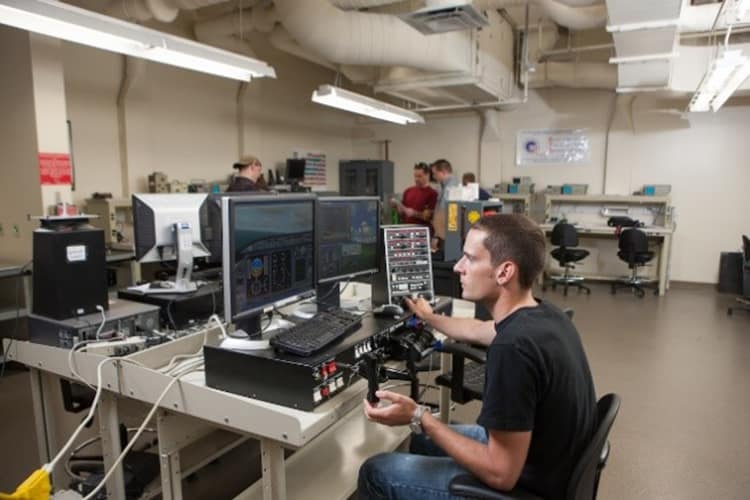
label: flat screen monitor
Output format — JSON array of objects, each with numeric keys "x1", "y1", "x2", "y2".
[
  {"x1": 132, "y1": 193, "x2": 210, "y2": 263},
  {"x1": 202, "y1": 192, "x2": 267, "y2": 265},
  {"x1": 132, "y1": 193, "x2": 210, "y2": 294},
  {"x1": 286, "y1": 159, "x2": 306, "y2": 182},
  {"x1": 316, "y1": 196, "x2": 380, "y2": 285},
  {"x1": 222, "y1": 194, "x2": 316, "y2": 327}
]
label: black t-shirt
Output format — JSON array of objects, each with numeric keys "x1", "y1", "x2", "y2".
[
  {"x1": 226, "y1": 176, "x2": 262, "y2": 192},
  {"x1": 477, "y1": 300, "x2": 596, "y2": 500}
]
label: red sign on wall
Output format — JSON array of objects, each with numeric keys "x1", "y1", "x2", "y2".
[{"x1": 39, "y1": 153, "x2": 72, "y2": 185}]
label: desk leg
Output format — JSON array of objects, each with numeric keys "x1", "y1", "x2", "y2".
[
  {"x1": 658, "y1": 235, "x2": 671, "y2": 296},
  {"x1": 99, "y1": 392, "x2": 127, "y2": 500},
  {"x1": 22, "y1": 273, "x2": 32, "y2": 313},
  {"x1": 130, "y1": 260, "x2": 142, "y2": 286},
  {"x1": 260, "y1": 438, "x2": 286, "y2": 500},
  {"x1": 439, "y1": 352, "x2": 451, "y2": 423},
  {"x1": 29, "y1": 368, "x2": 52, "y2": 465},
  {"x1": 157, "y1": 411, "x2": 184, "y2": 500},
  {"x1": 30, "y1": 370, "x2": 66, "y2": 486}
]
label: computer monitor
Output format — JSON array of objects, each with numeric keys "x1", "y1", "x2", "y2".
[
  {"x1": 286, "y1": 159, "x2": 306, "y2": 182},
  {"x1": 315, "y1": 196, "x2": 380, "y2": 310},
  {"x1": 222, "y1": 194, "x2": 316, "y2": 335},
  {"x1": 202, "y1": 192, "x2": 267, "y2": 265},
  {"x1": 132, "y1": 193, "x2": 210, "y2": 293}
]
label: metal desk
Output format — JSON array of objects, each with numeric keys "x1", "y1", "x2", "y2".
[{"x1": 3, "y1": 323, "x2": 415, "y2": 500}]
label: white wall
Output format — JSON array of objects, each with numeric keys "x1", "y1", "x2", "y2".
[
  {"x1": 353, "y1": 88, "x2": 750, "y2": 284},
  {"x1": 62, "y1": 41, "x2": 357, "y2": 203},
  {"x1": 0, "y1": 27, "x2": 44, "y2": 261}
]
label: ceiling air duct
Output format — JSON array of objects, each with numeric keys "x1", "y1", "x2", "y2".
[{"x1": 399, "y1": 1, "x2": 489, "y2": 35}]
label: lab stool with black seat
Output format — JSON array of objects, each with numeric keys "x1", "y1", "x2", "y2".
[
  {"x1": 544, "y1": 222, "x2": 591, "y2": 296},
  {"x1": 611, "y1": 228, "x2": 657, "y2": 298}
]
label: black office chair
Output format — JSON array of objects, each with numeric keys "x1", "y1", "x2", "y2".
[
  {"x1": 544, "y1": 223, "x2": 591, "y2": 296},
  {"x1": 448, "y1": 393, "x2": 621, "y2": 500},
  {"x1": 728, "y1": 235, "x2": 750, "y2": 316},
  {"x1": 611, "y1": 228, "x2": 657, "y2": 298},
  {"x1": 435, "y1": 309, "x2": 574, "y2": 406}
]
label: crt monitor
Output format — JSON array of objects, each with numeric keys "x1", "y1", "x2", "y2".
[
  {"x1": 222, "y1": 194, "x2": 316, "y2": 334},
  {"x1": 315, "y1": 196, "x2": 380, "y2": 310},
  {"x1": 286, "y1": 159, "x2": 306, "y2": 182},
  {"x1": 132, "y1": 193, "x2": 210, "y2": 293}
]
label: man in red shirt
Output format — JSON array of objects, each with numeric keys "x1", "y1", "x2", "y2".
[{"x1": 391, "y1": 162, "x2": 438, "y2": 229}]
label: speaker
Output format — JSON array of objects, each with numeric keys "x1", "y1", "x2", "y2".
[{"x1": 33, "y1": 226, "x2": 108, "y2": 320}]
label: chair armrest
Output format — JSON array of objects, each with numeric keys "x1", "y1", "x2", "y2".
[
  {"x1": 599, "y1": 440, "x2": 610, "y2": 468},
  {"x1": 449, "y1": 474, "x2": 543, "y2": 500},
  {"x1": 438, "y1": 342, "x2": 487, "y2": 364}
]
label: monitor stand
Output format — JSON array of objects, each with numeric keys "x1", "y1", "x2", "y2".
[
  {"x1": 140, "y1": 222, "x2": 198, "y2": 295},
  {"x1": 221, "y1": 314, "x2": 270, "y2": 350},
  {"x1": 315, "y1": 281, "x2": 340, "y2": 312}
]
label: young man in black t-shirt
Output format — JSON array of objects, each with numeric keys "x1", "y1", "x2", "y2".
[{"x1": 358, "y1": 214, "x2": 597, "y2": 500}]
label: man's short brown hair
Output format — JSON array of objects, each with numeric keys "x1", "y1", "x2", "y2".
[
  {"x1": 414, "y1": 162, "x2": 430, "y2": 175},
  {"x1": 431, "y1": 159, "x2": 452, "y2": 173},
  {"x1": 472, "y1": 214, "x2": 546, "y2": 290}
]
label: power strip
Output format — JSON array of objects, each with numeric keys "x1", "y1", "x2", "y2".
[{"x1": 84, "y1": 336, "x2": 147, "y2": 357}]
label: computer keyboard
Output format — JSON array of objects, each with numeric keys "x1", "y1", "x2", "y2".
[{"x1": 270, "y1": 309, "x2": 363, "y2": 357}]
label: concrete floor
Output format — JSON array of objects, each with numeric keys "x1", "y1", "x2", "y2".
[{"x1": 1, "y1": 283, "x2": 749, "y2": 499}]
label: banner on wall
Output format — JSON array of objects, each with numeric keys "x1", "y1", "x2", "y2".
[
  {"x1": 38, "y1": 153, "x2": 72, "y2": 185},
  {"x1": 516, "y1": 129, "x2": 590, "y2": 166},
  {"x1": 291, "y1": 149, "x2": 327, "y2": 186}
]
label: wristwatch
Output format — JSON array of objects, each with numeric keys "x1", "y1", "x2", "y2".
[{"x1": 409, "y1": 405, "x2": 429, "y2": 434}]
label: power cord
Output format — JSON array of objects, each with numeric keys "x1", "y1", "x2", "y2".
[
  {"x1": 80, "y1": 369, "x2": 191, "y2": 500},
  {"x1": 94, "y1": 305, "x2": 107, "y2": 340}
]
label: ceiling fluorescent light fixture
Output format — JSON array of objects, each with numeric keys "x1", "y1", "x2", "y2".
[
  {"x1": 0, "y1": 0, "x2": 276, "y2": 81},
  {"x1": 312, "y1": 85, "x2": 425, "y2": 125},
  {"x1": 729, "y1": 0, "x2": 750, "y2": 22},
  {"x1": 688, "y1": 49, "x2": 750, "y2": 112}
]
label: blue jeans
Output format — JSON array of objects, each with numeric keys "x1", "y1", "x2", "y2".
[{"x1": 358, "y1": 424, "x2": 488, "y2": 500}]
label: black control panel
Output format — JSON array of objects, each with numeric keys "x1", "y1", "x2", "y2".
[
  {"x1": 204, "y1": 297, "x2": 452, "y2": 411},
  {"x1": 372, "y1": 225, "x2": 435, "y2": 307}
]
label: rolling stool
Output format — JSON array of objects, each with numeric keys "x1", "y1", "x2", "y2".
[
  {"x1": 611, "y1": 228, "x2": 657, "y2": 298},
  {"x1": 544, "y1": 222, "x2": 591, "y2": 296}
]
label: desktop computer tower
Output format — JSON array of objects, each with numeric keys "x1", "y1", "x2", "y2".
[{"x1": 33, "y1": 226, "x2": 108, "y2": 320}]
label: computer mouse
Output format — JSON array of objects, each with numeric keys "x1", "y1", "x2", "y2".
[{"x1": 373, "y1": 303, "x2": 404, "y2": 316}]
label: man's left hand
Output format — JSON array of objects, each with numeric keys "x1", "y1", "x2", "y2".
[{"x1": 364, "y1": 390, "x2": 417, "y2": 427}]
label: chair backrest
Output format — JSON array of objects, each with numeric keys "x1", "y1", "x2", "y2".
[
  {"x1": 743, "y1": 235, "x2": 750, "y2": 264},
  {"x1": 618, "y1": 228, "x2": 648, "y2": 253},
  {"x1": 552, "y1": 222, "x2": 579, "y2": 247},
  {"x1": 565, "y1": 393, "x2": 621, "y2": 500}
]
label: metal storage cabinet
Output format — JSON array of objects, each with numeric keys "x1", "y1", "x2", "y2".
[{"x1": 339, "y1": 160, "x2": 394, "y2": 205}]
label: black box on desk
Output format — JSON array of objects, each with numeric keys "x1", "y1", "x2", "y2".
[
  {"x1": 29, "y1": 299, "x2": 160, "y2": 348},
  {"x1": 204, "y1": 297, "x2": 453, "y2": 411},
  {"x1": 118, "y1": 281, "x2": 222, "y2": 329},
  {"x1": 33, "y1": 226, "x2": 108, "y2": 319}
]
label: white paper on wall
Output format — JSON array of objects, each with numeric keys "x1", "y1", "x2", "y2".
[{"x1": 516, "y1": 129, "x2": 590, "y2": 166}]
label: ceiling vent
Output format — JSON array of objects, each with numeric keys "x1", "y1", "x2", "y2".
[{"x1": 399, "y1": 1, "x2": 489, "y2": 35}]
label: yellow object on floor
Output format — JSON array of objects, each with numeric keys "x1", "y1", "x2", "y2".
[{"x1": 0, "y1": 469, "x2": 51, "y2": 500}]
